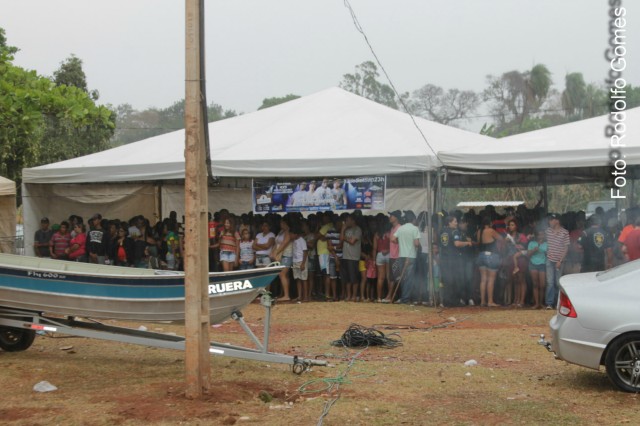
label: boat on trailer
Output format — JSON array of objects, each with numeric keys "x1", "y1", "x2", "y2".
[
  {"x1": 0, "y1": 253, "x2": 326, "y2": 372},
  {"x1": 0, "y1": 253, "x2": 281, "y2": 324}
]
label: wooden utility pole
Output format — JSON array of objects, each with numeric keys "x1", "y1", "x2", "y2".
[{"x1": 184, "y1": 0, "x2": 210, "y2": 398}]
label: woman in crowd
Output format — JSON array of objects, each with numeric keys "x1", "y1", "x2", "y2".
[
  {"x1": 217, "y1": 217, "x2": 240, "y2": 272},
  {"x1": 271, "y1": 216, "x2": 293, "y2": 301},
  {"x1": 527, "y1": 229, "x2": 548, "y2": 309},
  {"x1": 66, "y1": 223, "x2": 87, "y2": 262},
  {"x1": 253, "y1": 221, "x2": 275, "y2": 268},
  {"x1": 504, "y1": 219, "x2": 529, "y2": 307},
  {"x1": 373, "y1": 214, "x2": 390, "y2": 302},
  {"x1": 476, "y1": 216, "x2": 503, "y2": 307},
  {"x1": 113, "y1": 226, "x2": 133, "y2": 267}
]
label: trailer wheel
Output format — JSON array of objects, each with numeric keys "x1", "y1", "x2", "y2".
[
  {"x1": 292, "y1": 362, "x2": 306, "y2": 375},
  {"x1": 0, "y1": 326, "x2": 36, "y2": 352}
]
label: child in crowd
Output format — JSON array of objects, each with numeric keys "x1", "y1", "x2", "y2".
[
  {"x1": 302, "y1": 220, "x2": 318, "y2": 297},
  {"x1": 527, "y1": 229, "x2": 548, "y2": 309},
  {"x1": 291, "y1": 226, "x2": 309, "y2": 303},
  {"x1": 164, "y1": 221, "x2": 180, "y2": 271},
  {"x1": 239, "y1": 229, "x2": 256, "y2": 270}
]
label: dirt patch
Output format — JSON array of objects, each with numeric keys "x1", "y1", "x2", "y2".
[
  {"x1": 0, "y1": 407, "x2": 60, "y2": 423},
  {"x1": 1, "y1": 303, "x2": 639, "y2": 425}
]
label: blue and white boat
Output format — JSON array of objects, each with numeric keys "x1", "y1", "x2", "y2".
[{"x1": 0, "y1": 253, "x2": 282, "y2": 324}]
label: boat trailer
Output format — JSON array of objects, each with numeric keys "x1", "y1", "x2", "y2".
[{"x1": 0, "y1": 294, "x2": 326, "y2": 374}]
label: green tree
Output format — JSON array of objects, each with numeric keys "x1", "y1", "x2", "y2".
[
  {"x1": 0, "y1": 27, "x2": 18, "y2": 61},
  {"x1": 483, "y1": 64, "x2": 552, "y2": 132},
  {"x1": 528, "y1": 64, "x2": 552, "y2": 109},
  {"x1": 561, "y1": 73, "x2": 587, "y2": 119},
  {"x1": 409, "y1": 84, "x2": 480, "y2": 125},
  {"x1": 609, "y1": 84, "x2": 640, "y2": 112},
  {"x1": 258, "y1": 94, "x2": 300, "y2": 110},
  {"x1": 582, "y1": 83, "x2": 608, "y2": 119},
  {"x1": 339, "y1": 61, "x2": 398, "y2": 109},
  {"x1": 52, "y1": 54, "x2": 100, "y2": 101},
  {"x1": 53, "y1": 55, "x2": 87, "y2": 92},
  {"x1": 111, "y1": 99, "x2": 236, "y2": 146},
  {"x1": 0, "y1": 28, "x2": 115, "y2": 193}
]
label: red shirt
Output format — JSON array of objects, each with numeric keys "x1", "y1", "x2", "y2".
[
  {"x1": 493, "y1": 219, "x2": 507, "y2": 234},
  {"x1": 376, "y1": 232, "x2": 390, "y2": 254},
  {"x1": 624, "y1": 228, "x2": 640, "y2": 261},
  {"x1": 208, "y1": 221, "x2": 217, "y2": 239},
  {"x1": 619, "y1": 224, "x2": 635, "y2": 243},
  {"x1": 68, "y1": 232, "x2": 87, "y2": 260}
]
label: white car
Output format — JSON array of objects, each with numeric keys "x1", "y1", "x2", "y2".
[{"x1": 540, "y1": 260, "x2": 640, "y2": 392}]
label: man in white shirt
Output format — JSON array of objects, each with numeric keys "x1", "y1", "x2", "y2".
[{"x1": 391, "y1": 210, "x2": 421, "y2": 304}]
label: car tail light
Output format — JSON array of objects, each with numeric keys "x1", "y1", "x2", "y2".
[{"x1": 558, "y1": 291, "x2": 577, "y2": 318}]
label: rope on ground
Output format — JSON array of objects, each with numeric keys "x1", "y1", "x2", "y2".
[
  {"x1": 330, "y1": 323, "x2": 403, "y2": 349},
  {"x1": 371, "y1": 316, "x2": 470, "y2": 332},
  {"x1": 304, "y1": 347, "x2": 367, "y2": 426}
]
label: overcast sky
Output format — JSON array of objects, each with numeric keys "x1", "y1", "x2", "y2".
[{"x1": 1, "y1": 0, "x2": 638, "y2": 130}]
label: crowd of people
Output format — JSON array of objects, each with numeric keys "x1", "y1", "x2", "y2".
[
  {"x1": 33, "y1": 213, "x2": 182, "y2": 270},
  {"x1": 32, "y1": 201, "x2": 640, "y2": 307}
]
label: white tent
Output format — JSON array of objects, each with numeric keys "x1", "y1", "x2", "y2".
[
  {"x1": 0, "y1": 176, "x2": 17, "y2": 254},
  {"x1": 23, "y1": 87, "x2": 492, "y2": 183},
  {"x1": 21, "y1": 87, "x2": 493, "y2": 254},
  {"x1": 440, "y1": 108, "x2": 640, "y2": 170},
  {"x1": 436, "y1": 107, "x2": 640, "y2": 189}
]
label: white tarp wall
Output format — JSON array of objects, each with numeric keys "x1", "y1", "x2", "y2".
[
  {"x1": 22, "y1": 182, "x2": 429, "y2": 255},
  {"x1": 22, "y1": 183, "x2": 157, "y2": 256},
  {"x1": 0, "y1": 176, "x2": 16, "y2": 254}
]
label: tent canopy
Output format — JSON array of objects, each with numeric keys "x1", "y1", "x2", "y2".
[
  {"x1": 22, "y1": 87, "x2": 493, "y2": 184},
  {"x1": 440, "y1": 108, "x2": 640, "y2": 170},
  {"x1": 0, "y1": 176, "x2": 15, "y2": 197},
  {"x1": 0, "y1": 176, "x2": 17, "y2": 254}
]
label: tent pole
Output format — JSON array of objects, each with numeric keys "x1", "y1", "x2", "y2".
[
  {"x1": 155, "y1": 183, "x2": 162, "y2": 225},
  {"x1": 426, "y1": 171, "x2": 434, "y2": 306},
  {"x1": 436, "y1": 169, "x2": 442, "y2": 223},
  {"x1": 542, "y1": 171, "x2": 549, "y2": 215}
]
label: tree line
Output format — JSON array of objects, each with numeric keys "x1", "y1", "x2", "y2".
[
  {"x1": 2, "y1": 23, "x2": 639, "y2": 211},
  {"x1": 340, "y1": 60, "x2": 640, "y2": 137},
  {"x1": 0, "y1": 29, "x2": 114, "y2": 191},
  {"x1": 112, "y1": 59, "x2": 639, "y2": 145}
]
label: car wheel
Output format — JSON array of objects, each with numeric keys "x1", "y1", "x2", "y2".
[
  {"x1": 0, "y1": 326, "x2": 36, "y2": 352},
  {"x1": 605, "y1": 332, "x2": 640, "y2": 392}
]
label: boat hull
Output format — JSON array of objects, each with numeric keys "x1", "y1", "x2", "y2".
[{"x1": 0, "y1": 254, "x2": 282, "y2": 323}]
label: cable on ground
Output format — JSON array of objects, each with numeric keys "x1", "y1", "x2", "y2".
[{"x1": 330, "y1": 323, "x2": 402, "y2": 349}]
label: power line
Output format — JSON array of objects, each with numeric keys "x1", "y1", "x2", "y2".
[{"x1": 343, "y1": 0, "x2": 444, "y2": 165}]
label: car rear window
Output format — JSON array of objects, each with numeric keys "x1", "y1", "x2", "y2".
[{"x1": 596, "y1": 259, "x2": 640, "y2": 281}]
